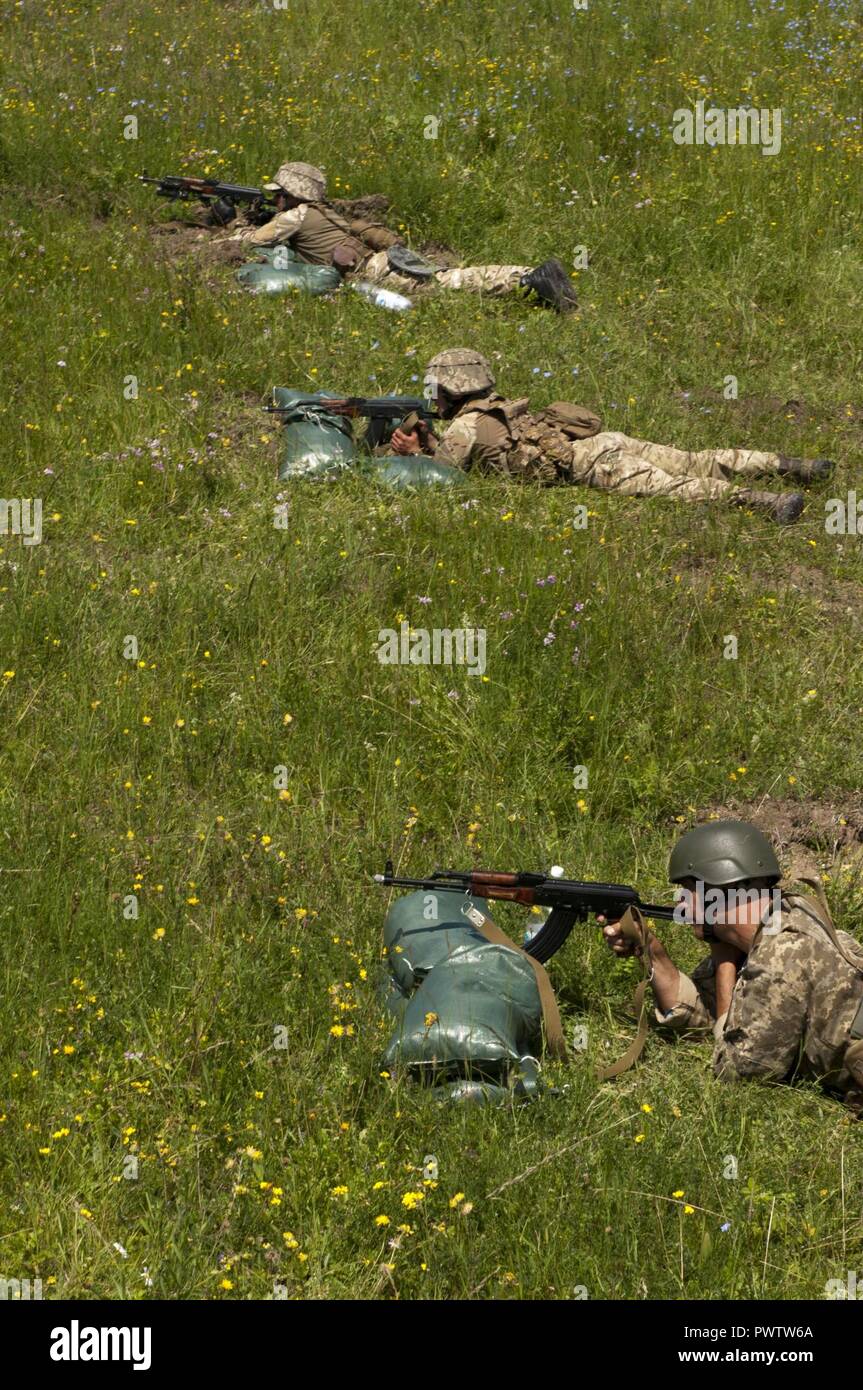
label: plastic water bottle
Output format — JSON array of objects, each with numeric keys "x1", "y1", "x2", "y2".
[
  {"x1": 523, "y1": 918, "x2": 546, "y2": 946},
  {"x1": 523, "y1": 866, "x2": 564, "y2": 945},
  {"x1": 351, "y1": 280, "x2": 413, "y2": 312}
]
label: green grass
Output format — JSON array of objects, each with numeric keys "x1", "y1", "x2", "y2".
[{"x1": 1, "y1": 0, "x2": 863, "y2": 1300}]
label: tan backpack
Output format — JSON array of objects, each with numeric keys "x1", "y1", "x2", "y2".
[
  {"x1": 538, "y1": 401, "x2": 603, "y2": 439},
  {"x1": 475, "y1": 397, "x2": 602, "y2": 482}
]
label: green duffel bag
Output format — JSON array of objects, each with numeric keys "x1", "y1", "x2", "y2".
[
  {"x1": 437, "y1": 1057, "x2": 543, "y2": 1106},
  {"x1": 383, "y1": 885, "x2": 491, "y2": 993},
  {"x1": 363, "y1": 455, "x2": 468, "y2": 489},
  {"x1": 382, "y1": 889, "x2": 549, "y2": 1101},
  {"x1": 273, "y1": 388, "x2": 356, "y2": 481},
  {"x1": 236, "y1": 260, "x2": 342, "y2": 296},
  {"x1": 247, "y1": 245, "x2": 299, "y2": 265}
]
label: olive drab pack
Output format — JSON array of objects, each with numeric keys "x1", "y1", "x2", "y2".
[
  {"x1": 363, "y1": 455, "x2": 468, "y2": 489},
  {"x1": 271, "y1": 389, "x2": 356, "y2": 480},
  {"x1": 541, "y1": 401, "x2": 604, "y2": 439},
  {"x1": 236, "y1": 259, "x2": 342, "y2": 297},
  {"x1": 381, "y1": 888, "x2": 565, "y2": 1105},
  {"x1": 462, "y1": 396, "x2": 603, "y2": 482}
]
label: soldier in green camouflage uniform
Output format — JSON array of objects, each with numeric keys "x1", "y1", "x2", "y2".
[
  {"x1": 600, "y1": 820, "x2": 863, "y2": 1111},
  {"x1": 389, "y1": 349, "x2": 834, "y2": 523},
  {"x1": 227, "y1": 163, "x2": 579, "y2": 310}
]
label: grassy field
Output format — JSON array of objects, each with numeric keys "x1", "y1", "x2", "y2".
[{"x1": 2, "y1": 0, "x2": 863, "y2": 1300}]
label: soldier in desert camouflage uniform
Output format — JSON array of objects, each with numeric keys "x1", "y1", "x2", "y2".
[
  {"x1": 600, "y1": 820, "x2": 863, "y2": 1112},
  {"x1": 227, "y1": 162, "x2": 579, "y2": 310},
  {"x1": 389, "y1": 349, "x2": 834, "y2": 523}
]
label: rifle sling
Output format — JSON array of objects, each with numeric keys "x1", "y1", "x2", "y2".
[
  {"x1": 787, "y1": 880, "x2": 863, "y2": 977},
  {"x1": 596, "y1": 906, "x2": 651, "y2": 1081},
  {"x1": 465, "y1": 907, "x2": 568, "y2": 1061},
  {"x1": 466, "y1": 903, "x2": 653, "y2": 1078}
]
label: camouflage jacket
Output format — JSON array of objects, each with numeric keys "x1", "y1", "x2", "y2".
[
  {"x1": 229, "y1": 202, "x2": 365, "y2": 266},
  {"x1": 658, "y1": 894, "x2": 863, "y2": 1107},
  {"x1": 430, "y1": 394, "x2": 601, "y2": 483}
]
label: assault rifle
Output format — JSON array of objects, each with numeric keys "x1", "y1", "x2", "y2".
[
  {"x1": 266, "y1": 394, "x2": 439, "y2": 449},
  {"x1": 374, "y1": 861, "x2": 676, "y2": 964},
  {"x1": 138, "y1": 172, "x2": 277, "y2": 226}
]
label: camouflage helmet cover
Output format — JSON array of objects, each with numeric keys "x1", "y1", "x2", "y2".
[
  {"x1": 668, "y1": 819, "x2": 781, "y2": 887},
  {"x1": 263, "y1": 161, "x2": 327, "y2": 202},
  {"x1": 425, "y1": 348, "x2": 496, "y2": 397}
]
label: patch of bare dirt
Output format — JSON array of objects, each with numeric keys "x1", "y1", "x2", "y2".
[
  {"x1": 687, "y1": 797, "x2": 863, "y2": 876},
  {"x1": 417, "y1": 240, "x2": 461, "y2": 268},
  {"x1": 673, "y1": 551, "x2": 863, "y2": 622},
  {"x1": 147, "y1": 221, "x2": 248, "y2": 269},
  {"x1": 778, "y1": 563, "x2": 863, "y2": 619},
  {"x1": 331, "y1": 193, "x2": 391, "y2": 219}
]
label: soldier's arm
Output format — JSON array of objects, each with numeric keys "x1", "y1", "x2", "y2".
[
  {"x1": 712, "y1": 931, "x2": 812, "y2": 1083},
  {"x1": 432, "y1": 417, "x2": 480, "y2": 471},
  {"x1": 228, "y1": 206, "x2": 306, "y2": 246},
  {"x1": 601, "y1": 922, "x2": 715, "y2": 1034},
  {"x1": 651, "y1": 951, "x2": 717, "y2": 1034},
  {"x1": 433, "y1": 411, "x2": 511, "y2": 472}
]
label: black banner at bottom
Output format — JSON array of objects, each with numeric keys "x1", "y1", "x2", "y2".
[{"x1": 5, "y1": 1296, "x2": 850, "y2": 1374}]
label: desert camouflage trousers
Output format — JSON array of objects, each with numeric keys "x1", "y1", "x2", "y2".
[
  {"x1": 565, "y1": 432, "x2": 781, "y2": 500},
  {"x1": 359, "y1": 250, "x2": 529, "y2": 297}
]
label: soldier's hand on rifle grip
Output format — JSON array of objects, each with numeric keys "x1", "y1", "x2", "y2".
[
  {"x1": 390, "y1": 426, "x2": 423, "y2": 456},
  {"x1": 596, "y1": 914, "x2": 642, "y2": 958},
  {"x1": 211, "y1": 197, "x2": 237, "y2": 227}
]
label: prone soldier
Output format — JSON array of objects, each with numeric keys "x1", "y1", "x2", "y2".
[
  {"x1": 226, "y1": 162, "x2": 580, "y2": 311},
  {"x1": 389, "y1": 349, "x2": 834, "y2": 522},
  {"x1": 600, "y1": 820, "x2": 863, "y2": 1112}
]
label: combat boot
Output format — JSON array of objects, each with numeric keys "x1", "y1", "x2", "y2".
[
  {"x1": 520, "y1": 258, "x2": 579, "y2": 313},
  {"x1": 731, "y1": 489, "x2": 805, "y2": 524},
  {"x1": 776, "y1": 454, "x2": 835, "y2": 483}
]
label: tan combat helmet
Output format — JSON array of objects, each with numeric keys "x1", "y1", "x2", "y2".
[
  {"x1": 425, "y1": 348, "x2": 496, "y2": 397},
  {"x1": 263, "y1": 162, "x2": 327, "y2": 202}
]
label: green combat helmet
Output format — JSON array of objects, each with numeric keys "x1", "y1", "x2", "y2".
[
  {"x1": 668, "y1": 819, "x2": 781, "y2": 888},
  {"x1": 425, "y1": 348, "x2": 496, "y2": 398},
  {"x1": 263, "y1": 162, "x2": 327, "y2": 202}
]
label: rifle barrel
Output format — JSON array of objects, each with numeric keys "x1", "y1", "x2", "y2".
[{"x1": 375, "y1": 867, "x2": 676, "y2": 921}]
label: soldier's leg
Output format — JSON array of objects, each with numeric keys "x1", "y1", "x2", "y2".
[
  {"x1": 592, "y1": 432, "x2": 780, "y2": 482},
  {"x1": 355, "y1": 250, "x2": 419, "y2": 295},
  {"x1": 566, "y1": 437, "x2": 805, "y2": 519},
  {"x1": 566, "y1": 433, "x2": 733, "y2": 501},
  {"x1": 433, "y1": 265, "x2": 530, "y2": 294},
  {"x1": 357, "y1": 256, "x2": 531, "y2": 297}
]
